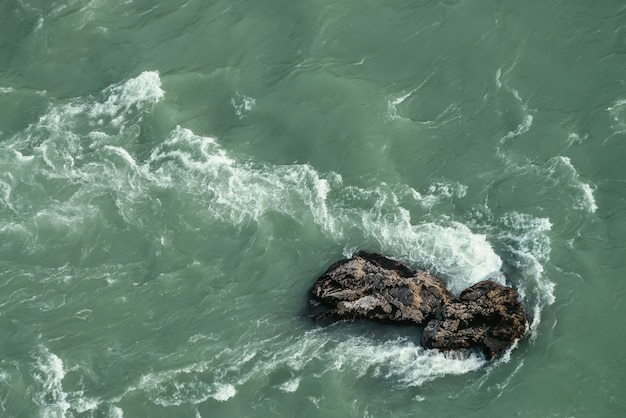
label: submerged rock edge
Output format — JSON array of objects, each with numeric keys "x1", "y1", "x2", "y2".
[{"x1": 309, "y1": 251, "x2": 528, "y2": 360}]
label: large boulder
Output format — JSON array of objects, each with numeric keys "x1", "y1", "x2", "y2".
[
  {"x1": 309, "y1": 251, "x2": 452, "y2": 324},
  {"x1": 420, "y1": 280, "x2": 528, "y2": 359},
  {"x1": 309, "y1": 252, "x2": 528, "y2": 360}
]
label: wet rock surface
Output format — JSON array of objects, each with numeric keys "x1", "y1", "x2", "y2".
[
  {"x1": 420, "y1": 280, "x2": 528, "y2": 359},
  {"x1": 309, "y1": 252, "x2": 528, "y2": 359},
  {"x1": 309, "y1": 251, "x2": 452, "y2": 324}
]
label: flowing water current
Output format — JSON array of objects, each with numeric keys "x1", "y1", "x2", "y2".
[{"x1": 0, "y1": 0, "x2": 625, "y2": 417}]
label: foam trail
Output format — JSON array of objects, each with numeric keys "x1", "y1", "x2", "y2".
[
  {"x1": 501, "y1": 114, "x2": 533, "y2": 142},
  {"x1": 126, "y1": 329, "x2": 486, "y2": 404},
  {"x1": 550, "y1": 156, "x2": 597, "y2": 213},
  {"x1": 144, "y1": 125, "x2": 342, "y2": 235},
  {"x1": 495, "y1": 67, "x2": 534, "y2": 143},
  {"x1": 32, "y1": 347, "x2": 102, "y2": 418},
  {"x1": 608, "y1": 99, "x2": 626, "y2": 134},
  {"x1": 127, "y1": 367, "x2": 237, "y2": 406},
  {"x1": 579, "y1": 183, "x2": 597, "y2": 213},
  {"x1": 387, "y1": 90, "x2": 415, "y2": 120},
  {"x1": 386, "y1": 71, "x2": 435, "y2": 120},
  {"x1": 329, "y1": 336, "x2": 486, "y2": 387},
  {"x1": 218, "y1": 330, "x2": 484, "y2": 392},
  {"x1": 409, "y1": 181, "x2": 467, "y2": 209},
  {"x1": 567, "y1": 132, "x2": 586, "y2": 145}
]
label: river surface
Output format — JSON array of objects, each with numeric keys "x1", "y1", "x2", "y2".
[{"x1": 1, "y1": 1, "x2": 625, "y2": 417}]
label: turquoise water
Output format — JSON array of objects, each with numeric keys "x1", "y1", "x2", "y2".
[{"x1": 1, "y1": 0, "x2": 625, "y2": 416}]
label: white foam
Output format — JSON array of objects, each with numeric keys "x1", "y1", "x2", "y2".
[
  {"x1": 146, "y1": 126, "x2": 342, "y2": 233},
  {"x1": 35, "y1": 16, "x2": 44, "y2": 30},
  {"x1": 501, "y1": 114, "x2": 533, "y2": 142},
  {"x1": 360, "y1": 213, "x2": 503, "y2": 295},
  {"x1": 411, "y1": 181, "x2": 468, "y2": 209},
  {"x1": 386, "y1": 72, "x2": 435, "y2": 120},
  {"x1": 212, "y1": 383, "x2": 237, "y2": 401},
  {"x1": 152, "y1": 126, "x2": 232, "y2": 169},
  {"x1": 566, "y1": 132, "x2": 586, "y2": 145},
  {"x1": 488, "y1": 211, "x2": 554, "y2": 340},
  {"x1": 33, "y1": 206, "x2": 93, "y2": 234},
  {"x1": 204, "y1": 327, "x2": 489, "y2": 394},
  {"x1": 73, "y1": 397, "x2": 99, "y2": 413},
  {"x1": 498, "y1": 212, "x2": 552, "y2": 276},
  {"x1": 268, "y1": 331, "x2": 485, "y2": 388},
  {"x1": 109, "y1": 406, "x2": 124, "y2": 418},
  {"x1": 2, "y1": 71, "x2": 163, "y2": 186},
  {"x1": 33, "y1": 348, "x2": 71, "y2": 418},
  {"x1": 579, "y1": 182, "x2": 598, "y2": 213},
  {"x1": 88, "y1": 71, "x2": 164, "y2": 125},
  {"x1": 387, "y1": 91, "x2": 414, "y2": 120},
  {"x1": 330, "y1": 336, "x2": 486, "y2": 386},
  {"x1": 495, "y1": 67, "x2": 534, "y2": 143},
  {"x1": 0, "y1": 180, "x2": 14, "y2": 212},
  {"x1": 104, "y1": 145, "x2": 140, "y2": 171},
  {"x1": 551, "y1": 156, "x2": 597, "y2": 213},
  {"x1": 14, "y1": 72, "x2": 162, "y2": 149},
  {"x1": 0, "y1": 72, "x2": 170, "y2": 241},
  {"x1": 609, "y1": 99, "x2": 626, "y2": 108},
  {"x1": 231, "y1": 92, "x2": 256, "y2": 119},
  {"x1": 13, "y1": 149, "x2": 35, "y2": 161},
  {"x1": 608, "y1": 99, "x2": 626, "y2": 133},
  {"x1": 129, "y1": 364, "x2": 237, "y2": 406},
  {"x1": 278, "y1": 378, "x2": 300, "y2": 393},
  {"x1": 31, "y1": 347, "x2": 104, "y2": 417},
  {"x1": 36, "y1": 102, "x2": 85, "y2": 137}
]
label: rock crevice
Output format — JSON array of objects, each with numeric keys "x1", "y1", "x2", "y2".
[{"x1": 309, "y1": 251, "x2": 528, "y2": 359}]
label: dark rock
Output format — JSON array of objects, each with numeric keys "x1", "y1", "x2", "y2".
[
  {"x1": 309, "y1": 251, "x2": 452, "y2": 325},
  {"x1": 310, "y1": 252, "x2": 528, "y2": 360},
  {"x1": 420, "y1": 280, "x2": 528, "y2": 359}
]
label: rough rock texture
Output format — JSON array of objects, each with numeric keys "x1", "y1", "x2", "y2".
[
  {"x1": 309, "y1": 251, "x2": 452, "y2": 324},
  {"x1": 310, "y1": 252, "x2": 528, "y2": 359},
  {"x1": 420, "y1": 280, "x2": 528, "y2": 359}
]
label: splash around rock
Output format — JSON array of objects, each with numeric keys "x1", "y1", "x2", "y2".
[{"x1": 309, "y1": 251, "x2": 528, "y2": 360}]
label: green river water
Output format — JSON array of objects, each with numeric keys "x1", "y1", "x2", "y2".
[{"x1": 0, "y1": 0, "x2": 625, "y2": 416}]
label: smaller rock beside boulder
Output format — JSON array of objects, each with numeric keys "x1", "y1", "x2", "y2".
[
  {"x1": 309, "y1": 252, "x2": 528, "y2": 360},
  {"x1": 420, "y1": 280, "x2": 528, "y2": 359}
]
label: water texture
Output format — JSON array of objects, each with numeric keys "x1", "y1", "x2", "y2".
[{"x1": 0, "y1": 0, "x2": 625, "y2": 417}]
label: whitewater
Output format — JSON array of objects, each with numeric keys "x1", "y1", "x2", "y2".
[{"x1": 0, "y1": 0, "x2": 624, "y2": 417}]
